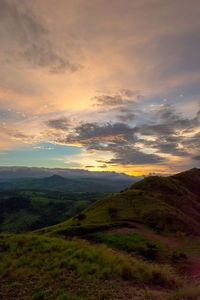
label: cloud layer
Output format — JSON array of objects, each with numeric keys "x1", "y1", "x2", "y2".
[{"x1": 0, "y1": 0, "x2": 200, "y2": 174}]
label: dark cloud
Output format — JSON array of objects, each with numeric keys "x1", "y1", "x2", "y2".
[
  {"x1": 53, "y1": 103, "x2": 199, "y2": 166},
  {"x1": 0, "y1": 0, "x2": 79, "y2": 73},
  {"x1": 137, "y1": 105, "x2": 199, "y2": 137},
  {"x1": 157, "y1": 105, "x2": 199, "y2": 131},
  {"x1": 94, "y1": 89, "x2": 142, "y2": 107},
  {"x1": 137, "y1": 123, "x2": 175, "y2": 136},
  {"x1": 45, "y1": 118, "x2": 70, "y2": 131},
  {"x1": 95, "y1": 95, "x2": 126, "y2": 107},
  {"x1": 59, "y1": 122, "x2": 137, "y2": 146},
  {"x1": 117, "y1": 113, "x2": 136, "y2": 122},
  {"x1": 154, "y1": 142, "x2": 188, "y2": 157},
  {"x1": 193, "y1": 155, "x2": 200, "y2": 160},
  {"x1": 136, "y1": 105, "x2": 200, "y2": 157},
  {"x1": 106, "y1": 146, "x2": 164, "y2": 165},
  {"x1": 182, "y1": 132, "x2": 200, "y2": 149},
  {"x1": 115, "y1": 106, "x2": 142, "y2": 122},
  {"x1": 58, "y1": 121, "x2": 164, "y2": 165}
]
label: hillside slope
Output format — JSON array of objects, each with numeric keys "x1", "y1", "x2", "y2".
[{"x1": 43, "y1": 168, "x2": 200, "y2": 236}]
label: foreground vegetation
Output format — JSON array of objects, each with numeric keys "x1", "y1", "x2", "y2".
[{"x1": 0, "y1": 233, "x2": 182, "y2": 299}]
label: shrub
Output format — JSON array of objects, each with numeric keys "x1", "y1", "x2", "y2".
[{"x1": 33, "y1": 291, "x2": 46, "y2": 300}]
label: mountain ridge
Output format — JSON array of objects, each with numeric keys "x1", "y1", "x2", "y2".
[
  {"x1": 42, "y1": 168, "x2": 200, "y2": 236},
  {"x1": 0, "y1": 166, "x2": 143, "y2": 181},
  {"x1": 0, "y1": 174, "x2": 137, "y2": 193}
]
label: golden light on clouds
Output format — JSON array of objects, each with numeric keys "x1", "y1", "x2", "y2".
[{"x1": 0, "y1": 0, "x2": 200, "y2": 174}]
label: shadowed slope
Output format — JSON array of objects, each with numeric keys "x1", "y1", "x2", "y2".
[{"x1": 41, "y1": 168, "x2": 200, "y2": 236}]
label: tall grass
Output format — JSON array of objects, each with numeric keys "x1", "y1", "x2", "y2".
[{"x1": 0, "y1": 233, "x2": 181, "y2": 299}]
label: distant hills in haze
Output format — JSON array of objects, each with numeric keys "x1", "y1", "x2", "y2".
[
  {"x1": 0, "y1": 166, "x2": 143, "y2": 181},
  {"x1": 0, "y1": 174, "x2": 139, "y2": 193},
  {"x1": 0, "y1": 166, "x2": 143, "y2": 193}
]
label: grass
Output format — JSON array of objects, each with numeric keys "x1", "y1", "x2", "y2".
[
  {"x1": 0, "y1": 233, "x2": 181, "y2": 299},
  {"x1": 94, "y1": 233, "x2": 188, "y2": 269}
]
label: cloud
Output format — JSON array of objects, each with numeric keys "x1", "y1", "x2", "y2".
[
  {"x1": 137, "y1": 105, "x2": 199, "y2": 137},
  {"x1": 2, "y1": 128, "x2": 35, "y2": 143},
  {"x1": 23, "y1": 43, "x2": 79, "y2": 74},
  {"x1": 193, "y1": 155, "x2": 200, "y2": 160},
  {"x1": 1, "y1": 0, "x2": 200, "y2": 173},
  {"x1": 45, "y1": 117, "x2": 70, "y2": 131},
  {"x1": 106, "y1": 146, "x2": 165, "y2": 165},
  {"x1": 136, "y1": 105, "x2": 200, "y2": 157},
  {"x1": 153, "y1": 141, "x2": 189, "y2": 157},
  {"x1": 57, "y1": 121, "x2": 165, "y2": 165},
  {"x1": 94, "y1": 89, "x2": 142, "y2": 107},
  {"x1": 117, "y1": 112, "x2": 136, "y2": 122},
  {"x1": 0, "y1": 0, "x2": 79, "y2": 73},
  {"x1": 54, "y1": 102, "x2": 200, "y2": 167},
  {"x1": 182, "y1": 132, "x2": 200, "y2": 149},
  {"x1": 59, "y1": 122, "x2": 137, "y2": 146}
]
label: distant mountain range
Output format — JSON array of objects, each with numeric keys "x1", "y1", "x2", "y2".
[
  {"x1": 0, "y1": 166, "x2": 143, "y2": 181},
  {"x1": 0, "y1": 174, "x2": 139, "y2": 193}
]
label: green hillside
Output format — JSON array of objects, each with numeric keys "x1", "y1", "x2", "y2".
[
  {"x1": 0, "y1": 190, "x2": 109, "y2": 233},
  {"x1": 43, "y1": 168, "x2": 200, "y2": 237}
]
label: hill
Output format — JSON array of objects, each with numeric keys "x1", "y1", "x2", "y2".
[
  {"x1": 42, "y1": 168, "x2": 200, "y2": 236},
  {"x1": 0, "y1": 174, "x2": 136, "y2": 193}
]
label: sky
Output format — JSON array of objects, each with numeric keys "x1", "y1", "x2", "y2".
[{"x1": 0, "y1": 0, "x2": 200, "y2": 176}]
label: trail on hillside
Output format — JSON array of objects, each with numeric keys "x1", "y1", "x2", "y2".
[
  {"x1": 186, "y1": 257, "x2": 200, "y2": 284},
  {"x1": 102, "y1": 222, "x2": 200, "y2": 280},
  {"x1": 106, "y1": 221, "x2": 181, "y2": 247}
]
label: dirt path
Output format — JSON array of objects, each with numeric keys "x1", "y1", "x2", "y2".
[
  {"x1": 102, "y1": 221, "x2": 200, "y2": 280},
  {"x1": 186, "y1": 256, "x2": 200, "y2": 284},
  {"x1": 105, "y1": 221, "x2": 181, "y2": 248}
]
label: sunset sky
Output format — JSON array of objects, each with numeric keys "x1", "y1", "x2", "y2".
[{"x1": 0, "y1": 0, "x2": 200, "y2": 175}]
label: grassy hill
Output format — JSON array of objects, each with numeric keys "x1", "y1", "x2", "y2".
[
  {"x1": 40, "y1": 168, "x2": 200, "y2": 237},
  {"x1": 1, "y1": 168, "x2": 200, "y2": 299}
]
